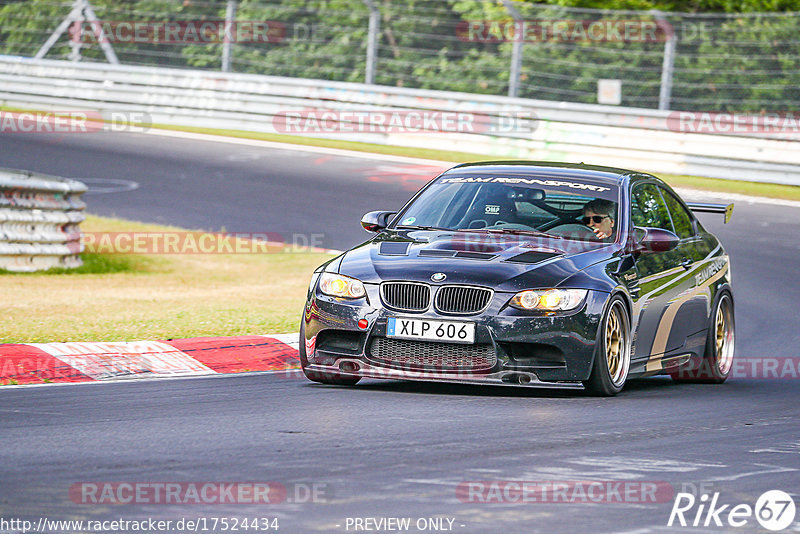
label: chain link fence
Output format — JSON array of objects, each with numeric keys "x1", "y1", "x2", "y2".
[{"x1": 1, "y1": 0, "x2": 798, "y2": 112}]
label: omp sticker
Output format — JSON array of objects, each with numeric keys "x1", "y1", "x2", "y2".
[
  {"x1": 401, "y1": 217, "x2": 416, "y2": 225},
  {"x1": 29, "y1": 341, "x2": 215, "y2": 380},
  {"x1": 485, "y1": 205, "x2": 500, "y2": 214}
]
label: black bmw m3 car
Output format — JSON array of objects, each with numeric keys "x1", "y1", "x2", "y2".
[{"x1": 300, "y1": 161, "x2": 735, "y2": 395}]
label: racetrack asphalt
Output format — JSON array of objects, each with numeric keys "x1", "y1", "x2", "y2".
[
  {"x1": 0, "y1": 130, "x2": 445, "y2": 251},
  {"x1": 1, "y1": 130, "x2": 799, "y2": 533}
]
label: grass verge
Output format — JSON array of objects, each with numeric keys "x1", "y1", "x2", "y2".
[{"x1": 0, "y1": 215, "x2": 334, "y2": 343}]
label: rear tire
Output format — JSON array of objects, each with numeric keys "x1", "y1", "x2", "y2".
[
  {"x1": 671, "y1": 291, "x2": 734, "y2": 384},
  {"x1": 299, "y1": 320, "x2": 360, "y2": 386},
  {"x1": 583, "y1": 296, "x2": 631, "y2": 396}
]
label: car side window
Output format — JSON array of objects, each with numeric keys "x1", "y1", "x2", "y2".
[
  {"x1": 660, "y1": 188, "x2": 695, "y2": 239},
  {"x1": 631, "y1": 184, "x2": 673, "y2": 232}
]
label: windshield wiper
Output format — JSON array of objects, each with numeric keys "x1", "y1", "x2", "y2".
[
  {"x1": 482, "y1": 227, "x2": 561, "y2": 239},
  {"x1": 395, "y1": 225, "x2": 453, "y2": 231}
]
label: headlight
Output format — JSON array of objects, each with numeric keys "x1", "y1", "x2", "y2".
[
  {"x1": 509, "y1": 289, "x2": 588, "y2": 311},
  {"x1": 319, "y1": 272, "x2": 366, "y2": 299}
]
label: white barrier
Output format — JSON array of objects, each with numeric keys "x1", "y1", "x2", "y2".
[
  {"x1": 0, "y1": 168, "x2": 86, "y2": 272},
  {"x1": 0, "y1": 56, "x2": 798, "y2": 186}
]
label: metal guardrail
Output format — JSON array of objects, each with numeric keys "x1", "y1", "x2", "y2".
[
  {"x1": 0, "y1": 56, "x2": 799, "y2": 186},
  {"x1": 3, "y1": 1, "x2": 798, "y2": 112},
  {"x1": 0, "y1": 168, "x2": 86, "y2": 272}
]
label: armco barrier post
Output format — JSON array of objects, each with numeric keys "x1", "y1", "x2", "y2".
[
  {"x1": 221, "y1": 0, "x2": 238, "y2": 73},
  {"x1": 653, "y1": 10, "x2": 676, "y2": 111},
  {"x1": 363, "y1": 0, "x2": 380, "y2": 85},
  {"x1": 501, "y1": 0, "x2": 524, "y2": 99}
]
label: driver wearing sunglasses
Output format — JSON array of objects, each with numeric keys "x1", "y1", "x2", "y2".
[{"x1": 581, "y1": 198, "x2": 617, "y2": 241}]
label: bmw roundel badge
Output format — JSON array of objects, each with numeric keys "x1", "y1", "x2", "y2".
[{"x1": 431, "y1": 272, "x2": 447, "y2": 282}]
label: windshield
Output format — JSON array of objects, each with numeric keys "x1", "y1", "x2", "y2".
[{"x1": 392, "y1": 173, "x2": 620, "y2": 242}]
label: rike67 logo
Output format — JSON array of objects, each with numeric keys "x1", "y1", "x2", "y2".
[{"x1": 668, "y1": 490, "x2": 796, "y2": 531}]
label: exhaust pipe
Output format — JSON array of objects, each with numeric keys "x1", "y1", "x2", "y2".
[
  {"x1": 502, "y1": 373, "x2": 533, "y2": 385},
  {"x1": 339, "y1": 361, "x2": 360, "y2": 373}
]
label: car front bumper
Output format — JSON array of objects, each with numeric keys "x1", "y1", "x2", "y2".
[{"x1": 302, "y1": 285, "x2": 608, "y2": 386}]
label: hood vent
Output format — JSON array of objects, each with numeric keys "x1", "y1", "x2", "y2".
[
  {"x1": 454, "y1": 251, "x2": 496, "y2": 260},
  {"x1": 505, "y1": 251, "x2": 561, "y2": 264},
  {"x1": 419, "y1": 249, "x2": 456, "y2": 258},
  {"x1": 418, "y1": 249, "x2": 495, "y2": 260},
  {"x1": 379, "y1": 242, "x2": 411, "y2": 256}
]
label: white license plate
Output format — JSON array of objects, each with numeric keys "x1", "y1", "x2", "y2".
[{"x1": 387, "y1": 317, "x2": 475, "y2": 344}]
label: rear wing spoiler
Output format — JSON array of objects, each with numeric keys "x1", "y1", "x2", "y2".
[{"x1": 686, "y1": 202, "x2": 734, "y2": 224}]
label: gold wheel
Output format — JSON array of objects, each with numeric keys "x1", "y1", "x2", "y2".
[
  {"x1": 715, "y1": 294, "x2": 735, "y2": 376},
  {"x1": 606, "y1": 309, "x2": 621, "y2": 379},
  {"x1": 670, "y1": 292, "x2": 735, "y2": 384},
  {"x1": 605, "y1": 300, "x2": 630, "y2": 387}
]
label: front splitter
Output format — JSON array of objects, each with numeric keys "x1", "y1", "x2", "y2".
[{"x1": 306, "y1": 360, "x2": 585, "y2": 389}]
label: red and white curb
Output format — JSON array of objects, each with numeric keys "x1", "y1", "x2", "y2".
[{"x1": 0, "y1": 334, "x2": 300, "y2": 385}]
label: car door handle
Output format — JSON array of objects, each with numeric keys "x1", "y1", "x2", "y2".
[{"x1": 680, "y1": 258, "x2": 694, "y2": 270}]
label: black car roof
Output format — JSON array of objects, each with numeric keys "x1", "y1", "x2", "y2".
[{"x1": 446, "y1": 161, "x2": 638, "y2": 187}]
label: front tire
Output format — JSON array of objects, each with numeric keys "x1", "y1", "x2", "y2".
[
  {"x1": 299, "y1": 320, "x2": 360, "y2": 386},
  {"x1": 584, "y1": 296, "x2": 632, "y2": 396},
  {"x1": 671, "y1": 291, "x2": 735, "y2": 384}
]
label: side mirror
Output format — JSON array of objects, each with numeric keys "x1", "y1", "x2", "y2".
[
  {"x1": 630, "y1": 226, "x2": 680, "y2": 254},
  {"x1": 361, "y1": 211, "x2": 396, "y2": 233}
]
